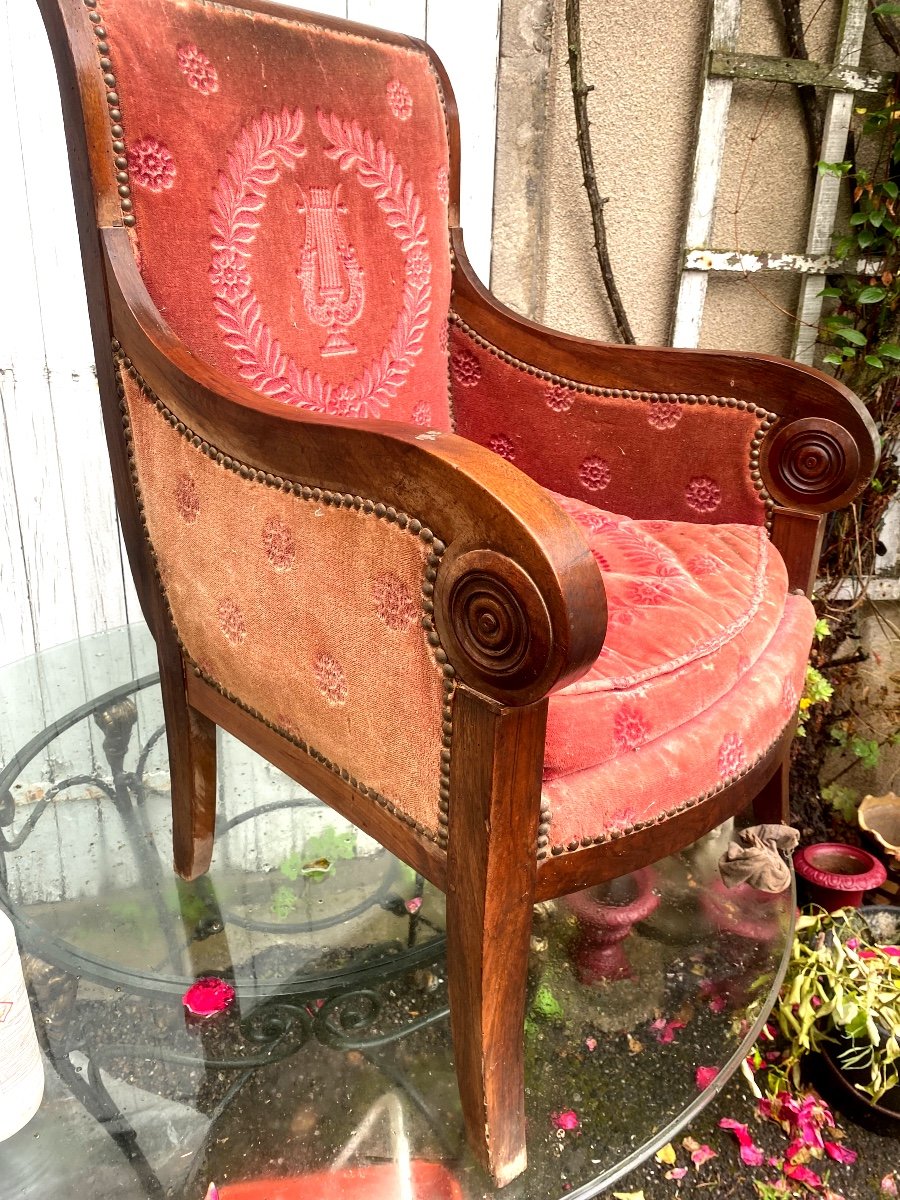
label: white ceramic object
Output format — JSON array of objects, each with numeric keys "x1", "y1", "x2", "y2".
[{"x1": 0, "y1": 910, "x2": 44, "y2": 1140}]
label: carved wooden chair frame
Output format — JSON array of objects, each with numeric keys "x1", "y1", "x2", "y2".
[{"x1": 38, "y1": 0, "x2": 878, "y2": 1184}]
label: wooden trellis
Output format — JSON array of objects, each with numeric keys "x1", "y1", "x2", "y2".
[{"x1": 672, "y1": 0, "x2": 880, "y2": 363}]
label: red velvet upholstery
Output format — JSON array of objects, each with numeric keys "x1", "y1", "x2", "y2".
[
  {"x1": 98, "y1": 0, "x2": 453, "y2": 425},
  {"x1": 449, "y1": 319, "x2": 772, "y2": 526},
  {"x1": 542, "y1": 590, "x2": 813, "y2": 854},
  {"x1": 544, "y1": 492, "x2": 797, "y2": 778},
  {"x1": 85, "y1": 0, "x2": 813, "y2": 869}
]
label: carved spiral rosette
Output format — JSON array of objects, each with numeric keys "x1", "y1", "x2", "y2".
[
  {"x1": 761, "y1": 418, "x2": 862, "y2": 510},
  {"x1": 434, "y1": 549, "x2": 553, "y2": 703}
]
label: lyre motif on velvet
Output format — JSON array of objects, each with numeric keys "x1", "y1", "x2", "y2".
[{"x1": 296, "y1": 184, "x2": 365, "y2": 357}]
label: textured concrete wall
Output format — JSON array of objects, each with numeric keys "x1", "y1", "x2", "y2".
[{"x1": 491, "y1": 0, "x2": 845, "y2": 355}]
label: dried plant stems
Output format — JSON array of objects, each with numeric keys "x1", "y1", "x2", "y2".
[{"x1": 565, "y1": 0, "x2": 636, "y2": 344}]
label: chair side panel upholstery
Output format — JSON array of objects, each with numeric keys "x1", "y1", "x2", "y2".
[
  {"x1": 120, "y1": 364, "x2": 450, "y2": 842},
  {"x1": 449, "y1": 319, "x2": 773, "y2": 527},
  {"x1": 91, "y1": 0, "x2": 453, "y2": 427}
]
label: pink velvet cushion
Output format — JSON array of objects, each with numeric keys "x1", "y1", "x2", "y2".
[{"x1": 543, "y1": 492, "x2": 814, "y2": 825}]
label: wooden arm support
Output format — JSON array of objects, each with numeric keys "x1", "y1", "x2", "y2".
[{"x1": 102, "y1": 226, "x2": 607, "y2": 707}]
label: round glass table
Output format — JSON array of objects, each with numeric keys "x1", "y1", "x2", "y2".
[{"x1": 0, "y1": 625, "x2": 794, "y2": 1200}]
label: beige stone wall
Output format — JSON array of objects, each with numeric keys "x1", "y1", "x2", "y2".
[{"x1": 490, "y1": 0, "x2": 851, "y2": 356}]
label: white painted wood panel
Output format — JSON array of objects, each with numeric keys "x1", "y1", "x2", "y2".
[{"x1": 0, "y1": 0, "x2": 500, "y2": 774}]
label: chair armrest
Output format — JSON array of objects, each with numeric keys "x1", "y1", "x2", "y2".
[
  {"x1": 450, "y1": 231, "x2": 879, "y2": 524},
  {"x1": 102, "y1": 227, "x2": 606, "y2": 707}
]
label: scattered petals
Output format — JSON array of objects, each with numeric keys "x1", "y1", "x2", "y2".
[
  {"x1": 882, "y1": 1174, "x2": 899, "y2": 1196},
  {"x1": 695, "y1": 1065, "x2": 719, "y2": 1089},
  {"x1": 650, "y1": 1016, "x2": 686, "y2": 1044},
  {"x1": 205, "y1": 1186, "x2": 220, "y2": 1200},
  {"x1": 665, "y1": 1167, "x2": 689, "y2": 1180},
  {"x1": 784, "y1": 1162, "x2": 824, "y2": 1188},
  {"x1": 552, "y1": 1110, "x2": 579, "y2": 1131},
  {"x1": 655, "y1": 1142, "x2": 677, "y2": 1166},
  {"x1": 719, "y1": 1117, "x2": 766, "y2": 1166},
  {"x1": 709, "y1": 994, "x2": 728, "y2": 1014},
  {"x1": 690, "y1": 1143, "x2": 717, "y2": 1168},
  {"x1": 823, "y1": 1141, "x2": 857, "y2": 1164},
  {"x1": 404, "y1": 896, "x2": 422, "y2": 914},
  {"x1": 585, "y1": 1036, "x2": 597, "y2": 1052},
  {"x1": 182, "y1": 977, "x2": 235, "y2": 1018}
]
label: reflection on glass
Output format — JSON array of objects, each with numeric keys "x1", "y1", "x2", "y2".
[{"x1": 0, "y1": 626, "x2": 794, "y2": 1200}]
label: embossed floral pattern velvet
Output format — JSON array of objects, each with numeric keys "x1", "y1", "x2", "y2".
[
  {"x1": 96, "y1": 0, "x2": 453, "y2": 425},
  {"x1": 543, "y1": 492, "x2": 793, "y2": 779},
  {"x1": 449, "y1": 322, "x2": 772, "y2": 526},
  {"x1": 122, "y1": 369, "x2": 448, "y2": 837},
  {"x1": 543, "y1": 593, "x2": 813, "y2": 851}
]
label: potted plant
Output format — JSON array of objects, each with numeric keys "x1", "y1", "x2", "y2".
[{"x1": 772, "y1": 907, "x2": 900, "y2": 1116}]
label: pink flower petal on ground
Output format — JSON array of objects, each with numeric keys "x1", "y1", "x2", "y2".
[
  {"x1": 552, "y1": 1110, "x2": 579, "y2": 1131},
  {"x1": 695, "y1": 1066, "x2": 718, "y2": 1089},
  {"x1": 690, "y1": 1144, "x2": 717, "y2": 1167},
  {"x1": 719, "y1": 1118, "x2": 765, "y2": 1166},
  {"x1": 404, "y1": 896, "x2": 422, "y2": 914},
  {"x1": 784, "y1": 1162, "x2": 824, "y2": 1188},
  {"x1": 585, "y1": 1036, "x2": 597, "y2": 1051},
  {"x1": 205, "y1": 1186, "x2": 220, "y2": 1200},
  {"x1": 824, "y1": 1141, "x2": 857, "y2": 1164},
  {"x1": 882, "y1": 1174, "x2": 899, "y2": 1196},
  {"x1": 665, "y1": 1167, "x2": 688, "y2": 1180},
  {"x1": 182, "y1": 977, "x2": 235, "y2": 1018},
  {"x1": 708, "y1": 994, "x2": 727, "y2": 1014},
  {"x1": 650, "y1": 1017, "x2": 686, "y2": 1044}
]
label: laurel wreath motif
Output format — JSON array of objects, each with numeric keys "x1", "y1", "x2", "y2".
[{"x1": 209, "y1": 105, "x2": 432, "y2": 417}]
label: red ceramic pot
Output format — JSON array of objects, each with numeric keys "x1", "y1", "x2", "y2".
[
  {"x1": 793, "y1": 842, "x2": 887, "y2": 912},
  {"x1": 565, "y1": 868, "x2": 658, "y2": 983}
]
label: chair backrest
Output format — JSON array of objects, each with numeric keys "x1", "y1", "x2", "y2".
[{"x1": 79, "y1": 0, "x2": 455, "y2": 428}]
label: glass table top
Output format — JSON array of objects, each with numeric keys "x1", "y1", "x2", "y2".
[{"x1": 0, "y1": 624, "x2": 795, "y2": 1199}]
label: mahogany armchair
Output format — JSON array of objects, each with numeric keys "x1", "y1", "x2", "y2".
[{"x1": 39, "y1": 0, "x2": 878, "y2": 1185}]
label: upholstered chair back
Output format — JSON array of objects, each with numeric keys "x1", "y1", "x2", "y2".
[{"x1": 93, "y1": 0, "x2": 453, "y2": 427}]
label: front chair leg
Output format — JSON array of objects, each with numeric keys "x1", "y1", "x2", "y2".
[
  {"x1": 446, "y1": 689, "x2": 547, "y2": 1186},
  {"x1": 157, "y1": 633, "x2": 218, "y2": 880}
]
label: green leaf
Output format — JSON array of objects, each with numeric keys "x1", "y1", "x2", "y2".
[
  {"x1": 836, "y1": 327, "x2": 867, "y2": 345},
  {"x1": 878, "y1": 342, "x2": 900, "y2": 360},
  {"x1": 870, "y1": 209, "x2": 885, "y2": 228},
  {"x1": 817, "y1": 160, "x2": 852, "y2": 176},
  {"x1": 817, "y1": 286, "x2": 843, "y2": 298},
  {"x1": 872, "y1": 2, "x2": 900, "y2": 14},
  {"x1": 814, "y1": 618, "x2": 831, "y2": 641},
  {"x1": 866, "y1": 355, "x2": 885, "y2": 369},
  {"x1": 858, "y1": 286, "x2": 886, "y2": 303},
  {"x1": 857, "y1": 228, "x2": 876, "y2": 249},
  {"x1": 822, "y1": 352, "x2": 844, "y2": 365},
  {"x1": 883, "y1": 180, "x2": 899, "y2": 199},
  {"x1": 849, "y1": 212, "x2": 868, "y2": 226}
]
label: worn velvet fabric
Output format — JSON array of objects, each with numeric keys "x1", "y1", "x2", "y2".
[
  {"x1": 542, "y1": 591, "x2": 812, "y2": 851},
  {"x1": 449, "y1": 322, "x2": 771, "y2": 526},
  {"x1": 123, "y1": 369, "x2": 448, "y2": 838},
  {"x1": 97, "y1": 0, "x2": 453, "y2": 426}
]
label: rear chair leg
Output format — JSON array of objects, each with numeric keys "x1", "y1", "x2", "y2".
[
  {"x1": 446, "y1": 690, "x2": 547, "y2": 1186},
  {"x1": 752, "y1": 754, "x2": 790, "y2": 825},
  {"x1": 157, "y1": 635, "x2": 217, "y2": 879}
]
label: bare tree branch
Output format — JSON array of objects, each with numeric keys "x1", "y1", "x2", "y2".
[
  {"x1": 870, "y1": 0, "x2": 900, "y2": 57},
  {"x1": 565, "y1": 0, "x2": 636, "y2": 344},
  {"x1": 777, "y1": 0, "x2": 825, "y2": 165}
]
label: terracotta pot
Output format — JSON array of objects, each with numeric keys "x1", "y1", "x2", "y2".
[
  {"x1": 793, "y1": 842, "x2": 887, "y2": 912},
  {"x1": 565, "y1": 868, "x2": 658, "y2": 983}
]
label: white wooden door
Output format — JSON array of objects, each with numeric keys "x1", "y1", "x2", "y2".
[{"x1": 0, "y1": 0, "x2": 500, "y2": 763}]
